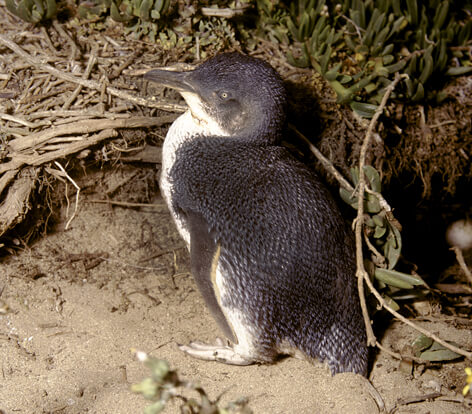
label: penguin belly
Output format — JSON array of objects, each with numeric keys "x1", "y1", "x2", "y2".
[
  {"x1": 159, "y1": 110, "x2": 231, "y2": 246},
  {"x1": 159, "y1": 112, "x2": 194, "y2": 246},
  {"x1": 213, "y1": 262, "x2": 263, "y2": 361}
]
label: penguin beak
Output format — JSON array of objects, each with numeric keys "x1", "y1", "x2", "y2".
[
  {"x1": 144, "y1": 67, "x2": 227, "y2": 135},
  {"x1": 144, "y1": 69, "x2": 195, "y2": 94}
]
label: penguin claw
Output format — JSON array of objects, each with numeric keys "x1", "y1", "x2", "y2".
[{"x1": 178, "y1": 340, "x2": 253, "y2": 365}]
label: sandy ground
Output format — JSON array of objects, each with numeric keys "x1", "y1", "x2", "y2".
[{"x1": 0, "y1": 169, "x2": 471, "y2": 414}]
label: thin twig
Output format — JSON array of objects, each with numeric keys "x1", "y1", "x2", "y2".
[
  {"x1": 27, "y1": 109, "x2": 131, "y2": 120},
  {"x1": 355, "y1": 73, "x2": 407, "y2": 346},
  {"x1": 365, "y1": 269, "x2": 472, "y2": 360},
  {"x1": 110, "y1": 49, "x2": 142, "y2": 80},
  {"x1": 451, "y1": 246, "x2": 472, "y2": 284},
  {"x1": 376, "y1": 339, "x2": 448, "y2": 366},
  {"x1": 375, "y1": 341, "x2": 401, "y2": 360},
  {"x1": 52, "y1": 21, "x2": 78, "y2": 63},
  {"x1": 390, "y1": 392, "x2": 443, "y2": 413},
  {"x1": 86, "y1": 199, "x2": 167, "y2": 211},
  {"x1": 0, "y1": 113, "x2": 38, "y2": 128},
  {"x1": 53, "y1": 161, "x2": 80, "y2": 230},
  {"x1": 339, "y1": 14, "x2": 365, "y2": 40},
  {"x1": 289, "y1": 124, "x2": 354, "y2": 192},
  {"x1": 40, "y1": 26, "x2": 57, "y2": 55},
  {"x1": 63, "y1": 45, "x2": 98, "y2": 110},
  {"x1": 201, "y1": 6, "x2": 249, "y2": 18},
  {"x1": 364, "y1": 231, "x2": 386, "y2": 267},
  {"x1": 98, "y1": 256, "x2": 166, "y2": 271}
]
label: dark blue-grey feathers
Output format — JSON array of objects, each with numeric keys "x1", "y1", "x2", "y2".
[{"x1": 170, "y1": 137, "x2": 368, "y2": 375}]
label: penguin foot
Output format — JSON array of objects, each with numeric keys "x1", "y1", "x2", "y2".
[{"x1": 178, "y1": 338, "x2": 253, "y2": 365}]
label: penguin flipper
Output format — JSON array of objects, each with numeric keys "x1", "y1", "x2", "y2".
[{"x1": 185, "y1": 209, "x2": 237, "y2": 343}]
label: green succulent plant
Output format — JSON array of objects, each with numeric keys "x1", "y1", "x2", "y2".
[
  {"x1": 339, "y1": 165, "x2": 427, "y2": 308},
  {"x1": 75, "y1": 0, "x2": 241, "y2": 49},
  {"x1": 6, "y1": 0, "x2": 57, "y2": 23},
  {"x1": 255, "y1": 0, "x2": 291, "y2": 44},
  {"x1": 77, "y1": 0, "x2": 110, "y2": 20},
  {"x1": 132, "y1": 350, "x2": 253, "y2": 414},
  {"x1": 76, "y1": 0, "x2": 171, "y2": 39},
  {"x1": 108, "y1": 0, "x2": 171, "y2": 22},
  {"x1": 259, "y1": 0, "x2": 472, "y2": 117}
]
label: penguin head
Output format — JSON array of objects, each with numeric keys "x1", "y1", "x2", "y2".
[{"x1": 144, "y1": 52, "x2": 287, "y2": 144}]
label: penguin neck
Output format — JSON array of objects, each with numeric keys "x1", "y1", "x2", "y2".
[
  {"x1": 159, "y1": 109, "x2": 281, "y2": 243},
  {"x1": 160, "y1": 109, "x2": 281, "y2": 185},
  {"x1": 161, "y1": 110, "x2": 227, "y2": 176},
  {"x1": 160, "y1": 111, "x2": 226, "y2": 214}
]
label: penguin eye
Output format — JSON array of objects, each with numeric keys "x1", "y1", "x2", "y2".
[{"x1": 219, "y1": 91, "x2": 230, "y2": 100}]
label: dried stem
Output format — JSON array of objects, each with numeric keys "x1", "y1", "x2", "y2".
[
  {"x1": 8, "y1": 115, "x2": 176, "y2": 152},
  {"x1": 0, "y1": 129, "x2": 118, "y2": 173},
  {"x1": 0, "y1": 170, "x2": 19, "y2": 196},
  {"x1": 451, "y1": 246, "x2": 472, "y2": 284},
  {"x1": 86, "y1": 199, "x2": 168, "y2": 211},
  {"x1": 53, "y1": 161, "x2": 80, "y2": 230},
  {"x1": 289, "y1": 124, "x2": 354, "y2": 192},
  {"x1": 0, "y1": 34, "x2": 186, "y2": 113},
  {"x1": 201, "y1": 6, "x2": 249, "y2": 18},
  {"x1": 62, "y1": 45, "x2": 97, "y2": 110},
  {"x1": 355, "y1": 73, "x2": 406, "y2": 346}
]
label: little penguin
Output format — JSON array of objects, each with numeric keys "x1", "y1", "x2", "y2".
[{"x1": 144, "y1": 52, "x2": 368, "y2": 376}]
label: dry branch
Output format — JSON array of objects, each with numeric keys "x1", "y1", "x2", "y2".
[
  {"x1": 452, "y1": 246, "x2": 472, "y2": 285},
  {"x1": 62, "y1": 44, "x2": 97, "y2": 110},
  {"x1": 290, "y1": 124, "x2": 354, "y2": 193},
  {"x1": 1, "y1": 115, "x2": 175, "y2": 176},
  {"x1": 8, "y1": 115, "x2": 177, "y2": 152},
  {"x1": 0, "y1": 129, "x2": 119, "y2": 174},
  {"x1": 355, "y1": 73, "x2": 407, "y2": 347},
  {"x1": 0, "y1": 168, "x2": 38, "y2": 237},
  {"x1": 0, "y1": 26, "x2": 188, "y2": 240},
  {"x1": 0, "y1": 34, "x2": 186, "y2": 113},
  {"x1": 0, "y1": 170, "x2": 19, "y2": 195}
]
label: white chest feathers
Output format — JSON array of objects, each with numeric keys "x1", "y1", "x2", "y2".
[{"x1": 160, "y1": 110, "x2": 228, "y2": 247}]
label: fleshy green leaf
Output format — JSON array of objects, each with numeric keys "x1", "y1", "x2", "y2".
[
  {"x1": 374, "y1": 268, "x2": 423, "y2": 289},
  {"x1": 144, "y1": 401, "x2": 166, "y2": 414},
  {"x1": 374, "y1": 225, "x2": 387, "y2": 238},
  {"x1": 420, "y1": 346, "x2": 462, "y2": 361},
  {"x1": 373, "y1": 213, "x2": 385, "y2": 227},
  {"x1": 382, "y1": 294, "x2": 400, "y2": 311},
  {"x1": 363, "y1": 165, "x2": 381, "y2": 192},
  {"x1": 366, "y1": 193, "x2": 381, "y2": 213},
  {"x1": 350, "y1": 101, "x2": 378, "y2": 118},
  {"x1": 384, "y1": 224, "x2": 402, "y2": 269},
  {"x1": 412, "y1": 334, "x2": 434, "y2": 356},
  {"x1": 446, "y1": 66, "x2": 472, "y2": 76},
  {"x1": 339, "y1": 187, "x2": 358, "y2": 208}
]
